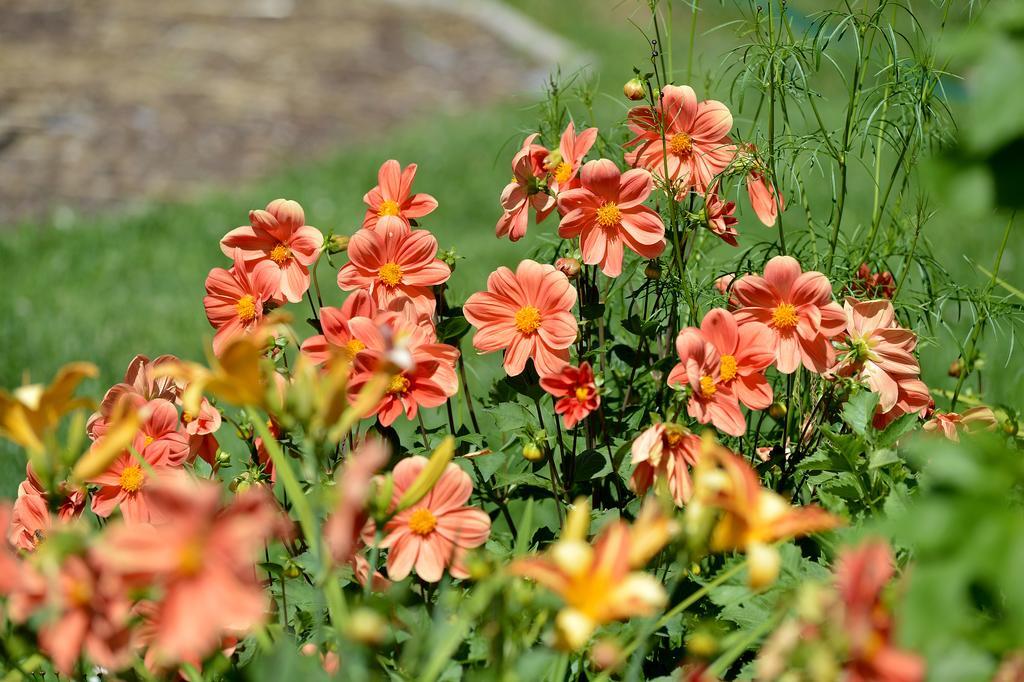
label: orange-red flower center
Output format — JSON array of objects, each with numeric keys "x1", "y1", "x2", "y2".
[
  {"x1": 378, "y1": 199, "x2": 401, "y2": 217},
  {"x1": 771, "y1": 303, "x2": 799, "y2": 328},
  {"x1": 387, "y1": 374, "x2": 410, "y2": 395},
  {"x1": 269, "y1": 243, "x2": 291, "y2": 264},
  {"x1": 119, "y1": 465, "x2": 144, "y2": 493},
  {"x1": 554, "y1": 162, "x2": 573, "y2": 185},
  {"x1": 236, "y1": 294, "x2": 257, "y2": 322},
  {"x1": 408, "y1": 507, "x2": 437, "y2": 536},
  {"x1": 664, "y1": 423, "x2": 686, "y2": 446},
  {"x1": 378, "y1": 262, "x2": 404, "y2": 287},
  {"x1": 699, "y1": 376, "x2": 717, "y2": 398},
  {"x1": 720, "y1": 354, "x2": 738, "y2": 382},
  {"x1": 514, "y1": 306, "x2": 542, "y2": 334},
  {"x1": 595, "y1": 202, "x2": 621, "y2": 227},
  {"x1": 668, "y1": 131, "x2": 693, "y2": 156}
]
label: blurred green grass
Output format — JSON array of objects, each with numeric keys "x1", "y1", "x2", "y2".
[{"x1": 1, "y1": 0, "x2": 1020, "y2": 493}]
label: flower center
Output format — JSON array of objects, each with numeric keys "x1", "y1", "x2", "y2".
[
  {"x1": 720, "y1": 354, "x2": 738, "y2": 382},
  {"x1": 850, "y1": 336, "x2": 874, "y2": 362},
  {"x1": 668, "y1": 132, "x2": 693, "y2": 156},
  {"x1": 408, "y1": 507, "x2": 437, "y2": 536},
  {"x1": 554, "y1": 162, "x2": 573, "y2": 185},
  {"x1": 269, "y1": 243, "x2": 291, "y2": 264},
  {"x1": 771, "y1": 303, "x2": 799, "y2": 329},
  {"x1": 178, "y1": 541, "x2": 203, "y2": 576},
  {"x1": 664, "y1": 423, "x2": 686, "y2": 447},
  {"x1": 377, "y1": 262, "x2": 404, "y2": 287},
  {"x1": 182, "y1": 411, "x2": 194, "y2": 424},
  {"x1": 119, "y1": 465, "x2": 144, "y2": 493},
  {"x1": 143, "y1": 435, "x2": 154, "y2": 446},
  {"x1": 699, "y1": 376, "x2": 717, "y2": 398},
  {"x1": 344, "y1": 338, "x2": 366, "y2": 359},
  {"x1": 236, "y1": 294, "x2": 257, "y2": 322},
  {"x1": 387, "y1": 374, "x2": 410, "y2": 395},
  {"x1": 514, "y1": 306, "x2": 542, "y2": 334},
  {"x1": 67, "y1": 579, "x2": 93, "y2": 607},
  {"x1": 575, "y1": 386, "x2": 591, "y2": 402},
  {"x1": 378, "y1": 199, "x2": 401, "y2": 217},
  {"x1": 595, "y1": 202, "x2": 621, "y2": 228}
]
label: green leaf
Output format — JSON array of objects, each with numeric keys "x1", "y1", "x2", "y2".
[
  {"x1": 437, "y1": 316, "x2": 471, "y2": 342},
  {"x1": 868, "y1": 448, "x2": 901, "y2": 469},
  {"x1": 842, "y1": 391, "x2": 880, "y2": 437}
]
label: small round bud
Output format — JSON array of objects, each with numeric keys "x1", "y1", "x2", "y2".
[
  {"x1": 300, "y1": 643, "x2": 318, "y2": 657},
  {"x1": 522, "y1": 442, "x2": 544, "y2": 462},
  {"x1": 686, "y1": 630, "x2": 719, "y2": 659},
  {"x1": 1002, "y1": 418, "x2": 1019, "y2": 436},
  {"x1": 555, "y1": 257, "x2": 582, "y2": 280},
  {"x1": 644, "y1": 260, "x2": 662, "y2": 280},
  {"x1": 590, "y1": 638, "x2": 624, "y2": 672},
  {"x1": 215, "y1": 450, "x2": 232, "y2": 466},
  {"x1": 345, "y1": 608, "x2": 388, "y2": 647},
  {"x1": 623, "y1": 78, "x2": 646, "y2": 101},
  {"x1": 328, "y1": 234, "x2": 350, "y2": 254},
  {"x1": 283, "y1": 562, "x2": 301, "y2": 579},
  {"x1": 768, "y1": 402, "x2": 787, "y2": 420},
  {"x1": 947, "y1": 359, "x2": 963, "y2": 378}
]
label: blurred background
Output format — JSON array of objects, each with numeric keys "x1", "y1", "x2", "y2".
[{"x1": 1, "y1": 0, "x2": 1020, "y2": 490}]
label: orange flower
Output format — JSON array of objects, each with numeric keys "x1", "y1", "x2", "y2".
[
  {"x1": 923, "y1": 406, "x2": 998, "y2": 442},
  {"x1": 362, "y1": 160, "x2": 438, "y2": 235},
  {"x1": 299, "y1": 290, "x2": 377, "y2": 368},
  {"x1": 630, "y1": 422, "x2": 703, "y2": 506},
  {"x1": 540, "y1": 361, "x2": 600, "y2": 429},
  {"x1": 10, "y1": 464, "x2": 86, "y2": 551},
  {"x1": 508, "y1": 499, "x2": 670, "y2": 650},
  {"x1": 463, "y1": 260, "x2": 578, "y2": 377},
  {"x1": 203, "y1": 249, "x2": 279, "y2": 356}
]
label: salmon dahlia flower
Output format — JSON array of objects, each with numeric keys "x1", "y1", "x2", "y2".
[
  {"x1": 540, "y1": 361, "x2": 600, "y2": 429},
  {"x1": 375, "y1": 456, "x2": 491, "y2": 582},
  {"x1": 547, "y1": 120, "x2": 599, "y2": 194},
  {"x1": 10, "y1": 464, "x2": 86, "y2": 551},
  {"x1": 630, "y1": 422, "x2": 702, "y2": 506},
  {"x1": 336, "y1": 227, "x2": 450, "y2": 318},
  {"x1": 220, "y1": 198, "x2": 324, "y2": 303},
  {"x1": 362, "y1": 159, "x2": 438, "y2": 235},
  {"x1": 703, "y1": 189, "x2": 739, "y2": 246},
  {"x1": 732, "y1": 255, "x2": 846, "y2": 374},
  {"x1": 88, "y1": 354, "x2": 181, "y2": 441},
  {"x1": 625, "y1": 84, "x2": 735, "y2": 191},
  {"x1": 496, "y1": 133, "x2": 556, "y2": 242},
  {"x1": 556, "y1": 159, "x2": 666, "y2": 277},
  {"x1": 204, "y1": 249, "x2": 279, "y2": 356},
  {"x1": 668, "y1": 328, "x2": 745, "y2": 436},
  {"x1": 299, "y1": 290, "x2": 377, "y2": 368},
  {"x1": 923, "y1": 406, "x2": 998, "y2": 442},
  {"x1": 741, "y1": 145, "x2": 784, "y2": 227},
  {"x1": 463, "y1": 260, "x2": 578, "y2": 377}
]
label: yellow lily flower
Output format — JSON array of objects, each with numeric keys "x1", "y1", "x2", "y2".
[{"x1": 0, "y1": 363, "x2": 97, "y2": 453}]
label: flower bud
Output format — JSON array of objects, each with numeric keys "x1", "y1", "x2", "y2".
[
  {"x1": 590, "y1": 637, "x2": 624, "y2": 672},
  {"x1": 747, "y1": 542, "x2": 781, "y2": 589},
  {"x1": 328, "y1": 234, "x2": 350, "y2": 254},
  {"x1": 624, "y1": 78, "x2": 646, "y2": 101},
  {"x1": 522, "y1": 442, "x2": 544, "y2": 462},
  {"x1": 644, "y1": 260, "x2": 662, "y2": 280},
  {"x1": 686, "y1": 630, "x2": 719, "y2": 659},
  {"x1": 215, "y1": 450, "x2": 232, "y2": 466},
  {"x1": 283, "y1": 562, "x2": 301, "y2": 579},
  {"x1": 768, "y1": 402, "x2": 787, "y2": 420},
  {"x1": 345, "y1": 607, "x2": 388, "y2": 647},
  {"x1": 438, "y1": 247, "x2": 460, "y2": 270},
  {"x1": 947, "y1": 359, "x2": 963, "y2": 378},
  {"x1": 555, "y1": 257, "x2": 582, "y2": 280}
]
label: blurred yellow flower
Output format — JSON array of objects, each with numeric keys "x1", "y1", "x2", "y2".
[{"x1": 0, "y1": 362, "x2": 97, "y2": 453}]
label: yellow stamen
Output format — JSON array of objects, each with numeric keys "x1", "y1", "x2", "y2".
[
  {"x1": 378, "y1": 262, "x2": 404, "y2": 287},
  {"x1": 699, "y1": 376, "x2": 717, "y2": 398},
  {"x1": 408, "y1": 507, "x2": 437, "y2": 535},
  {"x1": 514, "y1": 306, "x2": 542, "y2": 334},
  {"x1": 377, "y1": 199, "x2": 400, "y2": 217},
  {"x1": 771, "y1": 303, "x2": 799, "y2": 329},
  {"x1": 236, "y1": 294, "x2": 257, "y2": 322},
  {"x1": 664, "y1": 423, "x2": 686, "y2": 447},
  {"x1": 182, "y1": 412, "x2": 194, "y2": 424},
  {"x1": 143, "y1": 435, "x2": 154, "y2": 446},
  {"x1": 575, "y1": 386, "x2": 590, "y2": 402},
  {"x1": 668, "y1": 132, "x2": 692, "y2": 156},
  {"x1": 595, "y1": 202, "x2": 621, "y2": 227},
  {"x1": 554, "y1": 162, "x2": 573, "y2": 185},
  {"x1": 387, "y1": 374, "x2": 410, "y2": 395},
  {"x1": 269, "y1": 243, "x2": 291, "y2": 264},
  {"x1": 119, "y1": 465, "x2": 144, "y2": 493},
  {"x1": 344, "y1": 338, "x2": 366, "y2": 359},
  {"x1": 720, "y1": 354, "x2": 738, "y2": 382}
]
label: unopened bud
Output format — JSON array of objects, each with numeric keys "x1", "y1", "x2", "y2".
[
  {"x1": 768, "y1": 402, "x2": 787, "y2": 420},
  {"x1": 747, "y1": 542, "x2": 781, "y2": 589},
  {"x1": 328, "y1": 234, "x2": 350, "y2": 254},
  {"x1": 555, "y1": 257, "x2": 582, "y2": 280},
  {"x1": 439, "y1": 246, "x2": 460, "y2": 270},
  {"x1": 345, "y1": 608, "x2": 388, "y2": 647},
  {"x1": 522, "y1": 442, "x2": 544, "y2": 462},
  {"x1": 283, "y1": 562, "x2": 301, "y2": 579},
  {"x1": 644, "y1": 260, "x2": 662, "y2": 280},
  {"x1": 686, "y1": 630, "x2": 719, "y2": 659},
  {"x1": 948, "y1": 359, "x2": 963, "y2": 378},
  {"x1": 215, "y1": 450, "x2": 232, "y2": 466},
  {"x1": 624, "y1": 78, "x2": 646, "y2": 101},
  {"x1": 590, "y1": 638, "x2": 623, "y2": 672}
]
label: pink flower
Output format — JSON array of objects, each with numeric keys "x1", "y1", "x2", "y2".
[
  {"x1": 220, "y1": 199, "x2": 324, "y2": 303},
  {"x1": 496, "y1": 134, "x2": 556, "y2": 242},
  {"x1": 203, "y1": 249, "x2": 279, "y2": 356},
  {"x1": 10, "y1": 464, "x2": 86, "y2": 551},
  {"x1": 88, "y1": 354, "x2": 182, "y2": 441},
  {"x1": 96, "y1": 478, "x2": 285, "y2": 667},
  {"x1": 666, "y1": 328, "x2": 745, "y2": 436},
  {"x1": 133, "y1": 398, "x2": 190, "y2": 467},
  {"x1": 362, "y1": 160, "x2": 439, "y2": 235},
  {"x1": 556, "y1": 159, "x2": 666, "y2": 277},
  {"x1": 376, "y1": 457, "x2": 491, "y2": 582},
  {"x1": 702, "y1": 190, "x2": 739, "y2": 246},
  {"x1": 923, "y1": 406, "x2": 998, "y2": 442},
  {"x1": 625, "y1": 84, "x2": 735, "y2": 191},
  {"x1": 548, "y1": 121, "x2": 599, "y2": 194},
  {"x1": 463, "y1": 260, "x2": 578, "y2": 377},
  {"x1": 183, "y1": 397, "x2": 222, "y2": 465},
  {"x1": 732, "y1": 255, "x2": 846, "y2": 374},
  {"x1": 540, "y1": 362, "x2": 600, "y2": 429},
  {"x1": 629, "y1": 422, "x2": 702, "y2": 506},
  {"x1": 833, "y1": 299, "x2": 928, "y2": 420},
  {"x1": 336, "y1": 228, "x2": 450, "y2": 318},
  {"x1": 299, "y1": 290, "x2": 377, "y2": 367},
  {"x1": 347, "y1": 298, "x2": 459, "y2": 426},
  {"x1": 742, "y1": 146, "x2": 784, "y2": 227}
]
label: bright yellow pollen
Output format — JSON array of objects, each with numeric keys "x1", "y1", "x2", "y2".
[
  {"x1": 575, "y1": 386, "x2": 590, "y2": 402},
  {"x1": 236, "y1": 294, "x2": 257, "y2": 322},
  {"x1": 514, "y1": 306, "x2": 542, "y2": 334},
  {"x1": 387, "y1": 374, "x2": 410, "y2": 395},
  {"x1": 554, "y1": 162, "x2": 573, "y2": 185},
  {"x1": 269, "y1": 243, "x2": 291, "y2": 264},
  {"x1": 595, "y1": 202, "x2": 621, "y2": 227},
  {"x1": 119, "y1": 465, "x2": 144, "y2": 493},
  {"x1": 143, "y1": 435, "x2": 154, "y2": 446},
  {"x1": 771, "y1": 303, "x2": 799, "y2": 329},
  {"x1": 664, "y1": 423, "x2": 686, "y2": 447},
  {"x1": 700, "y1": 376, "x2": 717, "y2": 398},
  {"x1": 408, "y1": 507, "x2": 437, "y2": 536},
  {"x1": 720, "y1": 354, "x2": 738, "y2": 382},
  {"x1": 378, "y1": 262, "x2": 404, "y2": 287},
  {"x1": 182, "y1": 411, "x2": 194, "y2": 424},
  {"x1": 668, "y1": 131, "x2": 693, "y2": 155},
  {"x1": 344, "y1": 338, "x2": 366, "y2": 358},
  {"x1": 377, "y1": 199, "x2": 401, "y2": 217}
]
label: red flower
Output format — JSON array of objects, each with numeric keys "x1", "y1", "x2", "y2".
[{"x1": 540, "y1": 362, "x2": 600, "y2": 429}]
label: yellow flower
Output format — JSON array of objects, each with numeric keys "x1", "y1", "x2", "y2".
[
  {"x1": 0, "y1": 363, "x2": 97, "y2": 452},
  {"x1": 509, "y1": 499, "x2": 672, "y2": 650},
  {"x1": 70, "y1": 397, "x2": 142, "y2": 483}
]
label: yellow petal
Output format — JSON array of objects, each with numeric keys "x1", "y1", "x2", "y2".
[{"x1": 395, "y1": 436, "x2": 456, "y2": 512}]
